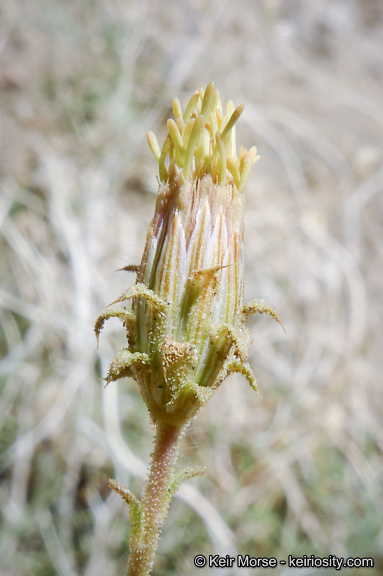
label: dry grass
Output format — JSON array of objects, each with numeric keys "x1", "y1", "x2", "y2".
[{"x1": 1, "y1": 1, "x2": 383, "y2": 575}]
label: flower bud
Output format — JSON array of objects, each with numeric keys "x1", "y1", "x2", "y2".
[{"x1": 96, "y1": 83, "x2": 282, "y2": 425}]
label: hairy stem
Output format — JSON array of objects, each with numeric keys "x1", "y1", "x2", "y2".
[{"x1": 126, "y1": 420, "x2": 184, "y2": 576}]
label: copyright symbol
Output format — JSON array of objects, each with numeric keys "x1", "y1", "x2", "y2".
[{"x1": 194, "y1": 555, "x2": 206, "y2": 568}]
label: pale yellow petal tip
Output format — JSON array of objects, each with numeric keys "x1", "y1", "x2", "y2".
[
  {"x1": 148, "y1": 83, "x2": 258, "y2": 189},
  {"x1": 147, "y1": 131, "x2": 161, "y2": 162}
]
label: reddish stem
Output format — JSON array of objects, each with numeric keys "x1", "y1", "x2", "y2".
[{"x1": 126, "y1": 421, "x2": 183, "y2": 576}]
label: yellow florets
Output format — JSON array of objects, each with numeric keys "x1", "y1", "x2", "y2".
[{"x1": 147, "y1": 81, "x2": 259, "y2": 192}]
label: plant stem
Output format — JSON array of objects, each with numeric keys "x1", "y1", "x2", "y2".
[{"x1": 126, "y1": 420, "x2": 184, "y2": 576}]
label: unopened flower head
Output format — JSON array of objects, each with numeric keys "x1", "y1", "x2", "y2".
[{"x1": 96, "y1": 82, "x2": 282, "y2": 426}]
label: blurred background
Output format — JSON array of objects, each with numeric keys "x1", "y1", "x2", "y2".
[{"x1": 1, "y1": 1, "x2": 382, "y2": 575}]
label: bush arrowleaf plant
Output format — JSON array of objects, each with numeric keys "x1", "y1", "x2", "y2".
[{"x1": 95, "y1": 82, "x2": 283, "y2": 576}]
